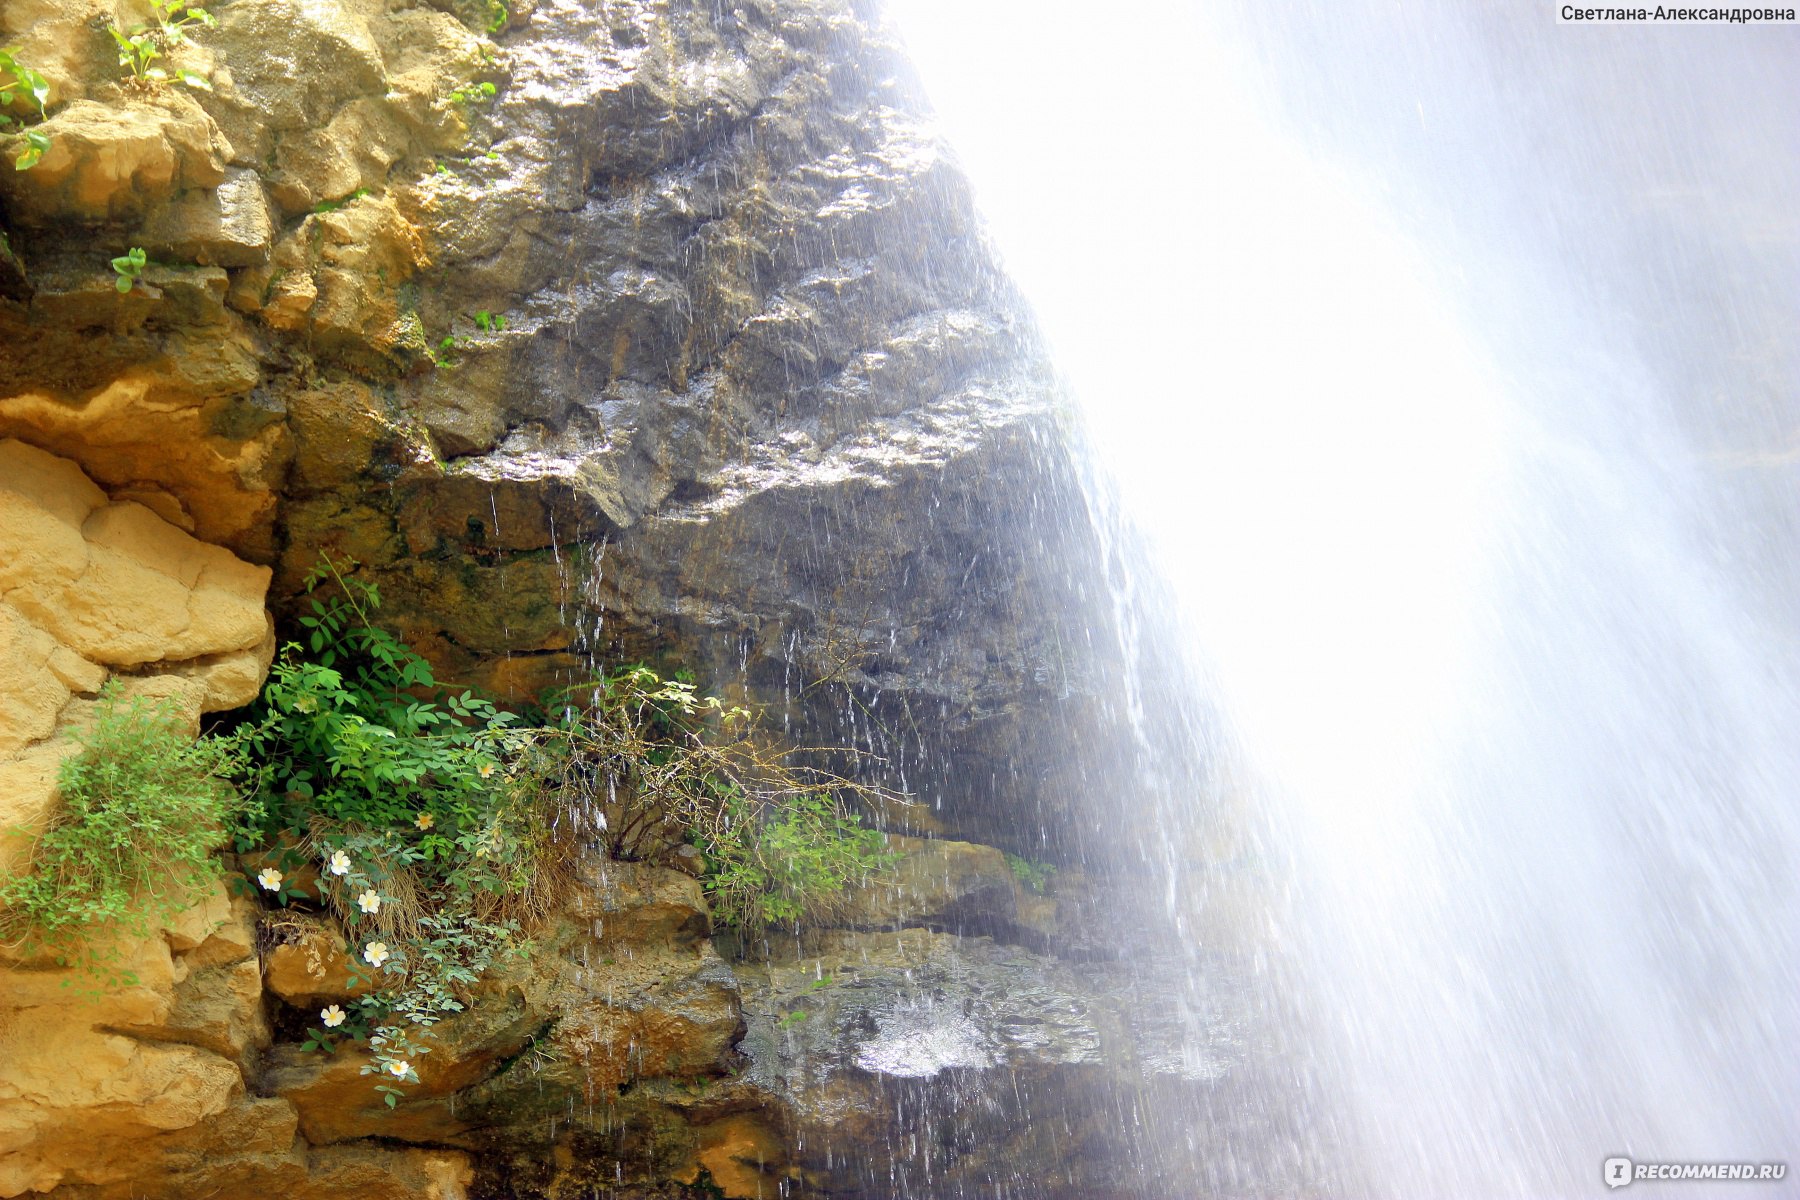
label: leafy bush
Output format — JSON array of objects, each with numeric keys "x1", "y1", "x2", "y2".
[
  {"x1": 524, "y1": 667, "x2": 901, "y2": 928},
  {"x1": 696, "y1": 792, "x2": 894, "y2": 929},
  {"x1": 1004, "y1": 852, "x2": 1057, "y2": 895},
  {"x1": 227, "y1": 556, "x2": 903, "y2": 1100},
  {"x1": 0, "y1": 684, "x2": 236, "y2": 982},
  {"x1": 222, "y1": 556, "x2": 538, "y2": 1097},
  {"x1": 227, "y1": 556, "x2": 524, "y2": 837}
]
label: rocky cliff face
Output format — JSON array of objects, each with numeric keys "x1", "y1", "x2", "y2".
[
  {"x1": 2, "y1": 0, "x2": 1123, "y2": 850},
  {"x1": 0, "y1": 1, "x2": 1230, "y2": 1196}
]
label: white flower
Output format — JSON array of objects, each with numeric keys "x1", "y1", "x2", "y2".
[
  {"x1": 357, "y1": 889, "x2": 381, "y2": 914},
  {"x1": 387, "y1": 1059, "x2": 411, "y2": 1079},
  {"x1": 320, "y1": 1004, "x2": 346, "y2": 1028},
  {"x1": 415, "y1": 812, "x2": 435, "y2": 830},
  {"x1": 477, "y1": 761, "x2": 496, "y2": 779},
  {"x1": 363, "y1": 941, "x2": 390, "y2": 968},
  {"x1": 256, "y1": 867, "x2": 282, "y2": 891},
  {"x1": 327, "y1": 850, "x2": 351, "y2": 876}
]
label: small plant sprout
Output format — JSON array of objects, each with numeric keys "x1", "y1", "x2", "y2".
[
  {"x1": 483, "y1": 0, "x2": 509, "y2": 34},
  {"x1": 111, "y1": 0, "x2": 214, "y2": 89},
  {"x1": 110, "y1": 246, "x2": 147, "y2": 293},
  {"x1": 448, "y1": 79, "x2": 497, "y2": 105},
  {"x1": 311, "y1": 186, "x2": 371, "y2": 214},
  {"x1": 149, "y1": 0, "x2": 216, "y2": 45},
  {"x1": 473, "y1": 310, "x2": 507, "y2": 333},
  {"x1": 109, "y1": 25, "x2": 161, "y2": 83},
  {"x1": 1, "y1": 47, "x2": 51, "y2": 170}
]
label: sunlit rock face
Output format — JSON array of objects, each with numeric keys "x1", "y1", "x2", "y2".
[
  {"x1": 0, "y1": 882, "x2": 476, "y2": 1200},
  {"x1": 0, "y1": 439, "x2": 274, "y2": 881}
]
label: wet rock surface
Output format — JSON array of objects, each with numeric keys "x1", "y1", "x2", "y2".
[{"x1": 732, "y1": 928, "x2": 1313, "y2": 1199}]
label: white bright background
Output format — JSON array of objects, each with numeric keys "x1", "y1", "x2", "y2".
[{"x1": 887, "y1": 0, "x2": 1514, "y2": 849}]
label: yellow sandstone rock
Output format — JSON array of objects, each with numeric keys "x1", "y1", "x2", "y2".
[{"x1": 0, "y1": 438, "x2": 275, "y2": 884}]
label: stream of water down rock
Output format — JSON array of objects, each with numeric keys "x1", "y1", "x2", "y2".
[{"x1": 879, "y1": 2, "x2": 1800, "y2": 1197}]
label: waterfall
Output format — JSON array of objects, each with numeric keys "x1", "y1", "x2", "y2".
[{"x1": 894, "y1": 0, "x2": 1800, "y2": 1194}]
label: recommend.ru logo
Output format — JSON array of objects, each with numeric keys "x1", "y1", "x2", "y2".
[{"x1": 1604, "y1": 1158, "x2": 1788, "y2": 1188}]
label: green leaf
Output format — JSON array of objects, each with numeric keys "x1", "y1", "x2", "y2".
[{"x1": 14, "y1": 130, "x2": 47, "y2": 171}]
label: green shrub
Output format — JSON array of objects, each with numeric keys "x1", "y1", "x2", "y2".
[
  {"x1": 227, "y1": 555, "x2": 904, "y2": 1100},
  {"x1": 221, "y1": 555, "x2": 537, "y2": 1099},
  {"x1": 0, "y1": 683, "x2": 236, "y2": 982},
  {"x1": 524, "y1": 666, "x2": 901, "y2": 929},
  {"x1": 1004, "y1": 852, "x2": 1056, "y2": 895},
  {"x1": 226, "y1": 555, "x2": 525, "y2": 838},
  {"x1": 696, "y1": 792, "x2": 894, "y2": 929}
]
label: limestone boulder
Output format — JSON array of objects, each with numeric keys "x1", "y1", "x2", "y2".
[
  {"x1": 236, "y1": 195, "x2": 431, "y2": 366},
  {"x1": 735, "y1": 930, "x2": 1285, "y2": 1198},
  {"x1": 0, "y1": 885, "x2": 267, "y2": 1196},
  {"x1": 260, "y1": 913, "x2": 375, "y2": 1009},
  {"x1": 0, "y1": 96, "x2": 230, "y2": 224},
  {"x1": 265, "y1": 861, "x2": 743, "y2": 1153},
  {"x1": 832, "y1": 835, "x2": 1019, "y2": 931},
  {"x1": 0, "y1": 371, "x2": 289, "y2": 559},
  {"x1": 0, "y1": 439, "x2": 273, "y2": 681},
  {"x1": 137, "y1": 168, "x2": 278, "y2": 268}
]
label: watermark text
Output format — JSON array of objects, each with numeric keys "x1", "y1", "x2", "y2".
[
  {"x1": 1605, "y1": 1158, "x2": 1788, "y2": 1188},
  {"x1": 1560, "y1": 5, "x2": 1797, "y2": 21}
]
